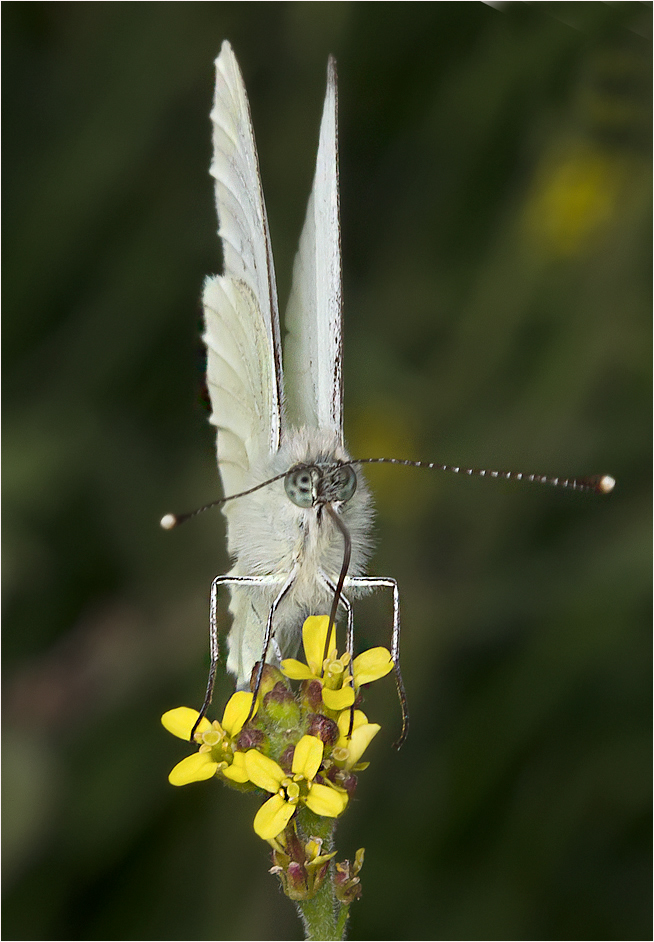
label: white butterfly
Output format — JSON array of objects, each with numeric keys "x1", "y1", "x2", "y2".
[
  {"x1": 199, "y1": 41, "x2": 406, "y2": 737},
  {"x1": 161, "y1": 41, "x2": 613, "y2": 743}
]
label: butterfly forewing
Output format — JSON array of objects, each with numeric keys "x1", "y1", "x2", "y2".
[{"x1": 283, "y1": 56, "x2": 344, "y2": 442}]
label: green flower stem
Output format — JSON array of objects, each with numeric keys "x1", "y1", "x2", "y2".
[
  {"x1": 334, "y1": 902, "x2": 351, "y2": 939},
  {"x1": 294, "y1": 809, "x2": 348, "y2": 941}
]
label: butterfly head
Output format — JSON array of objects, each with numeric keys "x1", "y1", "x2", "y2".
[{"x1": 284, "y1": 462, "x2": 358, "y2": 509}]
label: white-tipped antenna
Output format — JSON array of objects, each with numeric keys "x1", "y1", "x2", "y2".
[
  {"x1": 348, "y1": 458, "x2": 616, "y2": 496},
  {"x1": 159, "y1": 469, "x2": 291, "y2": 530},
  {"x1": 160, "y1": 460, "x2": 615, "y2": 530},
  {"x1": 597, "y1": 474, "x2": 616, "y2": 494}
]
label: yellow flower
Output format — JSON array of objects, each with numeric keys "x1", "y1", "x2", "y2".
[
  {"x1": 281, "y1": 616, "x2": 394, "y2": 712},
  {"x1": 161, "y1": 692, "x2": 257, "y2": 786},
  {"x1": 245, "y1": 734, "x2": 348, "y2": 840},
  {"x1": 333, "y1": 709, "x2": 380, "y2": 771},
  {"x1": 523, "y1": 146, "x2": 621, "y2": 256}
]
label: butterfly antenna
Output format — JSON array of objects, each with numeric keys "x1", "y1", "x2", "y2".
[
  {"x1": 324, "y1": 504, "x2": 359, "y2": 743},
  {"x1": 324, "y1": 504, "x2": 352, "y2": 645},
  {"x1": 348, "y1": 459, "x2": 615, "y2": 495},
  {"x1": 159, "y1": 470, "x2": 290, "y2": 529}
]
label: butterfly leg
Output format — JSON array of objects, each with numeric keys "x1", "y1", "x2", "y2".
[
  {"x1": 246, "y1": 564, "x2": 300, "y2": 722},
  {"x1": 344, "y1": 575, "x2": 408, "y2": 748},
  {"x1": 191, "y1": 572, "x2": 289, "y2": 740}
]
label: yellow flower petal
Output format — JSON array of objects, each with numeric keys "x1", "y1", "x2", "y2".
[
  {"x1": 161, "y1": 707, "x2": 212, "y2": 740},
  {"x1": 337, "y1": 709, "x2": 369, "y2": 739},
  {"x1": 222, "y1": 751, "x2": 249, "y2": 784},
  {"x1": 253, "y1": 793, "x2": 296, "y2": 840},
  {"x1": 221, "y1": 691, "x2": 257, "y2": 737},
  {"x1": 245, "y1": 750, "x2": 285, "y2": 793},
  {"x1": 291, "y1": 735, "x2": 324, "y2": 780},
  {"x1": 168, "y1": 752, "x2": 218, "y2": 786},
  {"x1": 352, "y1": 647, "x2": 394, "y2": 685},
  {"x1": 322, "y1": 686, "x2": 355, "y2": 710},
  {"x1": 342, "y1": 723, "x2": 381, "y2": 768},
  {"x1": 305, "y1": 782, "x2": 349, "y2": 817},
  {"x1": 280, "y1": 658, "x2": 315, "y2": 680},
  {"x1": 302, "y1": 616, "x2": 336, "y2": 675}
]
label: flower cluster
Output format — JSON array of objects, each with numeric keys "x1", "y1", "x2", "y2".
[
  {"x1": 162, "y1": 617, "x2": 391, "y2": 832},
  {"x1": 162, "y1": 615, "x2": 393, "y2": 905}
]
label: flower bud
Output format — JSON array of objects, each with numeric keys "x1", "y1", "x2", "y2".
[
  {"x1": 301, "y1": 679, "x2": 324, "y2": 711},
  {"x1": 278, "y1": 744, "x2": 295, "y2": 773},
  {"x1": 250, "y1": 662, "x2": 286, "y2": 697},
  {"x1": 263, "y1": 682, "x2": 301, "y2": 726},
  {"x1": 306, "y1": 713, "x2": 339, "y2": 745},
  {"x1": 236, "y1": 727, "x2": 265, "y2": 751}
]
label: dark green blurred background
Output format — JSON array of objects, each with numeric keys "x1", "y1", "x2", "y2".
[{"x1": 3, "y1": 3, "x2": 651, "y2": 940}]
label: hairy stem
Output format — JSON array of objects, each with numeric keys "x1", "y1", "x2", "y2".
[{"x1": 294, "y1": 809, "x2": 348, "y2": 941}]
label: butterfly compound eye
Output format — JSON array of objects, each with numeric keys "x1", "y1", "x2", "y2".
[
  {"x1": 284, "y1": 467, "x2": 315, "y2": 508},
  {"x1": 329, "y1": 464, "x2": 357, "y2": 503}
]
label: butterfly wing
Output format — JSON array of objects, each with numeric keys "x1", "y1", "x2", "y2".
[
  {"x1": 203, "y1": 41, "x2": 283, "y2": 504},
  {"x1": 283, "y1": 56, "x2": 344, "y2": 443},
  {"x1": 203, "y1": 42, "x2": 287, "y2": 689}
]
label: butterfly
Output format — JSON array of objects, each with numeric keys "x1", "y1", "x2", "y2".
[
  {"x1": 196, "y1": 40, "x2": 408, "y2": 739},
  {"x1": 161, "y1": 41, "x2": 614, "y2": 746}
]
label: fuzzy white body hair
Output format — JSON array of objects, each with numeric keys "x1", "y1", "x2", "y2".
[{"x1": 223, "y1": 427, "x2": 374, "y2": 686}]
